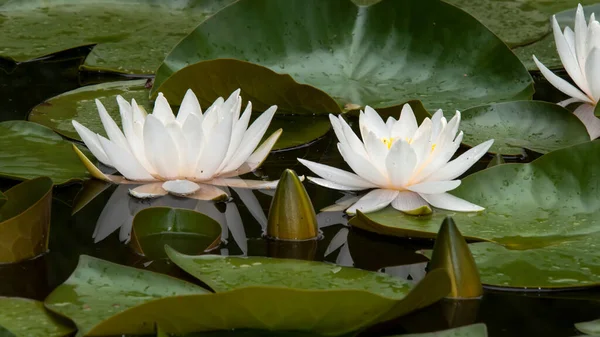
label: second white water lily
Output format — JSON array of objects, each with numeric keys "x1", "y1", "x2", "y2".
[
  {"x1": 533, "y1": 4, "x2": 600, "y2": 139},
  {"x1": 298, "y1": 105, "x2": 493, "y2": 214},
  {"x1": 72, "y1": 89, "x2": 281, "y2": 199}
]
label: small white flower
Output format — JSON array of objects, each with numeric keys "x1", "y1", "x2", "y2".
[
  {"x1": 533, "y1": 4, "x2": 600, "y2": 140},
  {"x1": 298, "y1": 105, "x2": 493, "y2": 215},
  {"x1": 72, "y1": 89, "x2": 282, "y2": 199}
]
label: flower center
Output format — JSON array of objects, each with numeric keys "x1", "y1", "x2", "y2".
[{"x1": 382, "y1": 137, "x2": 394, "y2": 149}]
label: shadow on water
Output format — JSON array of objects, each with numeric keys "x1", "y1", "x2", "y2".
[{"x1": 1, "y1": 47, "x2": 599, "y2": 337}]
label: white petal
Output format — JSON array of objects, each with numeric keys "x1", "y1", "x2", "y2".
[
  {"x1": 407, "y1": 180, "x2": 461, "y2": 194},
  {"x1": 202, "y1": 97, "x2": 223, "y2": 136},
  {"x1": 533, "y1": 55, "x2": 592, "y2": 103},
  {"x1": 129, "y1": 183, "x2": 168, "y2": 199},
  {"x1": 210, "y1": 177, "x2": 279, "y2": 190},
  {"x1": 298, "y1": 158, "x2": 376, "y2": 189},
  {"x1": 143, "y1": 115, "x2": 180, "y2": 180},
  {"x1": 410, "y1": 118, "x2": 433, "y2": 168},
  {"x1": 152, "y1": 93, "x2": 176, "y2": 125},
  {"x1": 585, "y1": 48, "x2": 600, "y2": 101},
  {"x1": 320, "y1": 195, "x2": 360, "y2": 213},
  {"x1": 391, "y1": 104, "x2": 418, "y2": 140},
  {"x1": 194, "y1": 107, "x2": 234, "y2": 180},
  {"x1": 412, "y1": 131, "x2": 463, "y2": 183},
  {"x1": 187, "y1": 184, "x2": 228, "y2": 201},
  {"x1": 99, "y1": 137, "x2": 155, "y2": 181},
  {"x1": 420, "y1": 192, "x2": 484, "y2": 212},
  {"x1": 552, "y1": 16, "x2": 590, "y2": 95},
  {"x1": 346, "y1": 189, "x2": 399, "y2": 215},
  {"x1": 162, "y1": 180, "x2": 201, "y2": 196},
  {"x1": 339, "y1": 115, "x2": 369, "y2": 159},
  {"x1": 435, "y1": 139, "x2": 494, "y2": 181},
  {"x1": 232, "y1": 187, "x2": 267, "y2": 231},
  {"x1": 182, "y1": 114, "x2": 204, "y2": 176},
  {"x1": 306, "y1": 177, "x2": 367, "y2": 191},
  {"x1": 217, "y1": 101, "x2": 252, "y2": 173},
  {"x1": 176, "y1": 89, "x2": 202, "y2": 124},
  {"x1": 386, "y1": 116, "x2": 396, "y2": 131},
  {"x1": 361, "y1": 106, "x2": 388, "y2": 139},
  {"x1": 363, "y1": 130, "x2": 388, "y2": 174},
  {"x1": 93, "y1": 185, "x2": 130, "y2": 243},
  {"x1": 95, "y1": 99, "x2": 130, "y2": 151},
  {"x1": 575, "y1": 4, "x2": 588, "y2": 68},
  {"x1": 329, "y1": 114, "x2": 346, "y2": 144},
  {"x1": 325, "y1": 227, "x2": 349, "y2": 256},
  {"x1": 72, "y1": 120, "x2": 112, "y2": 166},
  {"x1": 131, "y1": 99, "x2": 147, "y2": 124},
  {"x1": 429, "y1": 109, "x2": 444, "y2": 141},
  {"x1": 573, "y1": 103, "x2": 600, "y2": 140},
  {"x1": 564, "y1": 27, "x2": 577, "y2": 57},
  {"x1": 338, "y1": 142, "x2": 388, "y2": 186},
  {"x1": 386, "y1": 139, "x2": 416, "y2": 189},
  {"x1": 391, "y1": 191, "x2": 430, "y2": 212},
  {"x1": 224, "y1": 202, "x2": 248, "y2": 255}
]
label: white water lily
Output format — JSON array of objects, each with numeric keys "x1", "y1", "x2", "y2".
[
  {"x1": 72, "y1": 89, "x2": 282, "y2": 199},
  {"x1": 533, "y1": 4, "x2": 600, "y2": 140},
  {"x1": 298, "y1": 104, "x2": 493, "y2": 215}
]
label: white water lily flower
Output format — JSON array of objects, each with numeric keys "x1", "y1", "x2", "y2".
[
  {"x1": 298, "y1": 105, "x2": 494, "y2": 215},
  {"x1": 72, "y1": 89, "x2": 282, "y2": 199},
  {"x1": 533, "y1": 4, "x2": 600, "y2": 140}
]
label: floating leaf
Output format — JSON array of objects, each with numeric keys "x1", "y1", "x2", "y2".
[
  {"x1": 0, "y1": 297, "x2": 74, "y2": 337},
  {"x1": 71, "y1": 179, "x2": 112, "y2": 215},
  {"x1": 29, "y1": 80, "x2": 328, "y2": 151},
  {"x1": 460, "y1": 101, "x2": 589, "y2": 155},
  {"x1": 0, "y1": 177, "x2": 53, "y2": 263},
  {"x1": 130, "y1": 207, "x2": 222, "y2": 259},
  {"x1": 0, "y1": 0, "x2": 237, "y2": 74},
  {"x1": 267, "y1": 169, "x2": 318, "y2": 240},
  {"x1": 153, "y1": 0, "x2": 533, "y2": 114},
  {"x1": 576, "y1": 318, "x2": 600, "y2": 335},
  {"x1": 44, "y1": 255, "x2": 208, "y2": 336},
  {"x1": 0, "y1": 121, "x2": 90, "y2": 184},
  {"x1": 350, "y1": 140, "x2": 600, "y2": 249},
  {"x1": 428, "y1": 217, "x2": 482, "y2": 299},
  {"x1": 393, "y1": 323, "x2": 487, "y2": 337}
]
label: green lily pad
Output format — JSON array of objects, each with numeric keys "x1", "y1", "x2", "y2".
[
  {"x1": 44, "y1": 255, "x2": 208, "y2": 336},
  {"x1": 0, "y1": 177, "x2": 53, "y2": 263},
  {"x1": 130, "y1": 207, "x2": 222, "y2": 259},
  {"x1": 460, "y1": 101, "x2": 589, "y2": 155},
  {"x1": 393, "y1": 323, "x2": 487, "y2": 337},
  {"x1": 0, "y1": 121, "x2": 90, "y2": 184},
  {"x1": 576, "y1": 318, "x2": 600, "y2": 335},
  {"x1": 0, "y1": 297, "x2": 74, "y2": 337},
  {"x1": 0, "y1": 0, "x2": 236, "y2": 74},
  {"x1": 350, "y1": 140, "x2": 600, "y2": 249},
  {"x1": 29, "y1": 80, "x2": 329, "y2": 151},
  {"x1": 153, "y1": 0, "x2": 533, "y2": 115},
  {"x1": 85, "y1": 248, "x2": 449, "y2": 336}
]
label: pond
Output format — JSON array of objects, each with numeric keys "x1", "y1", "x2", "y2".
[{"x1": 2, "y1": 1, "x2": 600, "y2": 337}]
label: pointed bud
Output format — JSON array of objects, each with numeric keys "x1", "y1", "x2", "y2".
[
  {"x1": 267, "y1": 169, "x2": 318, "y2": 240},
  {"x1": 428, "y1": 216, "x2": 483, "y2": 299}
]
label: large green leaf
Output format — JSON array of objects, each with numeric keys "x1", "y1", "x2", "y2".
[
  {"x1": 0, "y1": 297, "x2": 74, "y2": 337},
  {"x1": 29, "y1": 80, "x2": 329, "y2": 151},
  {"x1": 350, "y1": 140, "x2": 600, "y2": 249},
  {"x1": 0, "y1": 177, "x2": 53, "y2": 263},
  {"x1": 0, "y1": 0, "x2": 237, "y2": 74},
  {"x1": 153, "y1": 0, "x2": 533, "y2": 115},
  {"x1": 460, "y1": 101, "x2": 589, "y2": 155},
  {"x1": 130, "y1": 207, "x2": 222, "y2": 259},
  {"x1": 0, "y1": 121, "x2": 90, "y2": 184},
  {"x1": 44, "y1": 255, "x2": 208, "y2": 336},
  {"x1": 84, "y1": 248, "x2": 449, "y2": 336}
]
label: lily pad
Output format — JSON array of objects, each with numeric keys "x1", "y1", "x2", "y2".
[
  {"x1": 130, "y1": 207, "x2": 222, "y2": 259},
  {"x1": 153, "y1": 0, "x2": 533, "y2": 115},
  {"x1": 0, "y1": 121, "x2": 90, "y2": 184},
  {"x1": 394, "y1": 323, "x2": 487, "y2": 337},
  {"x1": 0, "y1": 297, "x2": 74, "y2": 337},
  {"x1": 460, "y1": 101, "x2": 589, "y2": 155},
  {"x1": 350, "y1": 140, "x2": 600, "y2": 249},
  {"x1": 29, "y1": 80, "x2": 330, "y2": 151},
  {"x1": 0, "y1": 0, "x2": 237, "y2": 74},
  {"x1": 44, "y1": 255, "x2": 208, "y2": 336},
  {"x1": 0, "y1": 177, "x2": 53, "y2": 263},
  {"x1": 576, "y1": 318, "x2": 600, "y2": 335},
  {"x1": 88, "y1": 247, "x2": 449, "y2": 336}
]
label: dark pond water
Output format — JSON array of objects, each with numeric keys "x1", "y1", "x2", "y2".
[{"x1": 1, "y1": 48, "x2": 599, "y2": 337}]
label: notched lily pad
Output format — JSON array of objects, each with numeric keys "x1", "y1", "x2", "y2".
[
  {"x1": 154, "y1": 0, "x2": 533, "y2": 115},
  {"x1": 0, "y1": 297, "x2": 74, "y2": 337},
  {"x1": 0, "y1": 177, "x2": 53, "y2": 263},
  {"x1": 350, "y1": 140, "x2": 600, "y2": 250},
  {"x1": 0, "y1": 121, "x2": 90, "y2": 184},
  {"x1": 460, "y1": 101, "x2": 589, "y2": 155},
  {"x1": 130, "y1": 207, "x2": 222, "y2": 259}
]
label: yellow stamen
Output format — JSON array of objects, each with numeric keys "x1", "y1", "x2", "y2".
[
  {"x1": 431, "y1": 143, "x2": 437, "y2": 151},
  {"x1": 382, "y1": 137, "x2": 394, "y2": 149}
]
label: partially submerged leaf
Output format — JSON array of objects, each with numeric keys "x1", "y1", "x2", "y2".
[
  {"x1": 130, "y1": 207, "x2": 222, "y2": 259},
  {"x1": 0, "y1": 177, "x2": 53, "y2": 263},
  {"x1": 576, "y1": 318, "x2": 600, "y2": 335},
  {"x1": 0, "y1": 297, "x2": 74, "y2": 337},
  {"x1": 267, "y1": 169, "x2": 318, "y2": 240},
  {"x1": 71, "y1": 179, "x2": 111, "y2": 215},
  {"x1": 393, "y1": 323, "x2": 487, "y2": 337},
  {"x1": 154, "y1": 0, "x2": 533, "y2": 114},
  {"x1": 0, "y1": 121, "x2": 90, "y2": 184},
  {"x1": 460, "y1": 101, "x2": 589, "y2": 155},
  {"x1": 44, "y1": 255, "x2": 208, "y2": 336}
]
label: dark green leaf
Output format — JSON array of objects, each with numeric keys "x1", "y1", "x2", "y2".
[
  {"x1": 44, "y1": 255, "x2": 208, "y2": 336},
  {"x1": 153, "y1": 0, "x2": 533, "y2": 115},
  {"x1": 0, "y1": 297, "x2": 73, "y2": 337},
  {"x1": 460, "y1": 101, "x2": 589, "y2": 155}
]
